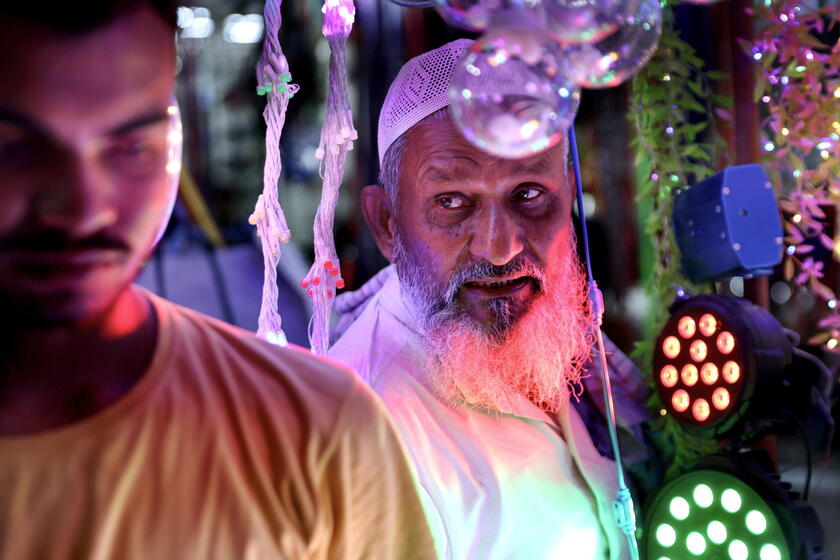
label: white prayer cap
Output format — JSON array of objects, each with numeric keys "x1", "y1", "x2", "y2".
[{"x1": 377, "y1": 38, "x2": 473, "y2": 165}]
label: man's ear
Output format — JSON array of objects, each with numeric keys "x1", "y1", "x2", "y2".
[{"x1": 361, "y1": 184, "x2": 397, "y2": 262}]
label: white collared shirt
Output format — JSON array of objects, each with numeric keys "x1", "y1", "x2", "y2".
[{"x1": 330, "y1": 269, "x2": 628, "y2": 559}]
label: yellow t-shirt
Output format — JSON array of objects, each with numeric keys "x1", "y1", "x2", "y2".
[{"x1": 0, "y1": 292, "x2": 435, "y2": 560}]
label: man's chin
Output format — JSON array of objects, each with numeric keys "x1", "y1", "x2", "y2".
[{"x1": 0, "y1": 281, "x2": 131, "y2": 330}]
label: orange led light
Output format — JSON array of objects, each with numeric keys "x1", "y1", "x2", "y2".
[
  {"x1": 660, "y1": 365, "x2": 679, "y2": 388},
  {"x1": 692, "y1": 398, "x2": 711, "y2": 422},
  {"x1": 712, "y1": 387, "x2": 731, "y2": 410},
  {"x1": 689, "y1": 340, "x2": 708, "y2": 362},
  {"x1": 672, "y1": 389, "x2": 690, "y2": 412},
  {"x1": 678, "y1": 316, "x2": 697, "y2": 338},
  {"x1": 698, "y1": 313, "x2": 717, "y2": 337},
  {"x1": 681, "y1": 364, "x2": 699, "y2": 386},
  {"x1": 717, "y1": 331, "x2": 735, "y2": 354},
  {"x1": 722, "y1": 361, "x2": 741, "y2": 383},
  {"x1": 700, "y1": 363, "x2": 719, "y2": 385},
  {"x1": 663, "y1": 336, "x2": 681, "y2": 359}
]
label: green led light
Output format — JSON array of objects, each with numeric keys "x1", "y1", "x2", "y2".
[
  {"x1": 693, "y1": 484, "x2": 714, "y2": 508},
  {"x1": 728, "y1": 539, "x2": 748, "y2": 560},
  {"x1": 656, "y1": 523, "x2": 677, "y2": 547},
  {"x1": 669, "y1": 496, "x2": 690, "y2": 520},
  {"x1": 721, "y1": 488, "x2": 742, "y2": 513},
  {"x1": 760, "y1": 543, "x2": 782, "y2": 560},
  {"x1": 686, "y1": 531, "x2": 707, "y2": 555},
  {"x1": 645, "y1": 470, "x2": 793, "y2": 560},
  {"x1": 746, "y1": 510, "x2": 768, "y2": 535},
  {"x1": 707, "y1": 520, "x2": 727, "y2": 544}
]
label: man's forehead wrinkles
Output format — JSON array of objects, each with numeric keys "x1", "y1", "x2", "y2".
[
  {"x1": 509, "y1": 155, "x2": 555, "y2": 177},
  {"x1": 418, "y1": 154, "x2": 481, "y2": 184}
]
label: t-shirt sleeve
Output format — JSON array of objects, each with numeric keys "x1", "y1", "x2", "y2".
[{"x1": 315, "y1": 379, "x2": 437, "y2": 560}]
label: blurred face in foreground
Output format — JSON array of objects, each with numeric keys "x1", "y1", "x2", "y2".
[
  {"x1": 365, "y1": 116, "x2": 593, "y2": 413},
  {"x1": 0, "y1": 7, "x2": 178, "y2": 328}
]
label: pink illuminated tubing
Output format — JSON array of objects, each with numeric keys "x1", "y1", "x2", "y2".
[
  {"x1": 681, "y1": 364, "x2": 699, "y2": 387},
  {"x1": 700, "y1": 362, "x2": 719, "y2": 385},
  {"x1": 672, "y1": 390, "x2": 691, "y2": 413},
  {"x1": 678, "y1": 316, "x2": 697, "y2": 338},
  {"x1": 660, "y1": 365, "x2": 679, "y2": 388},
  {"x1": 692, "y1": 398, "x2": 710, "y2": 422},
  {"x1": 722, "y1": 361, "x2": 741, "y2": 384},
  {"x1": 663, "y1": 336, "x2": 681, "y2": 359},
  {"x1": 689, "y1": 339, "x2": 708, "y2": 362},
  {"x1": 717, "y1": 331, "x2": 736, "y2": 354},
  {"x1": 698, "y1": 313, "x2": 718, "y2": 337},
  {"x1": 712, "y1": 387, "x2": 731, "y2": 410}
]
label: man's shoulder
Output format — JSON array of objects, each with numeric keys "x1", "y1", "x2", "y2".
[{"x1": 151, "y1": 293, "x2": 364, "y2": 411}]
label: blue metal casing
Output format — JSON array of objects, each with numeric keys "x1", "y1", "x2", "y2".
[{"x1": 672, "y1": 164, "x2": 784, "y2": 283}]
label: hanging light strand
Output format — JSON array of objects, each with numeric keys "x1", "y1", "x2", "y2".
[{"x1": 251, "y1": 0, "x2": 299, "y2": 345}]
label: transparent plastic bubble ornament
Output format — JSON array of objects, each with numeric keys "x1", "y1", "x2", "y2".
[
  {"x1": 544, "y1": 0, "x2": 639, "y2": 45},
  {"x1": 433, "y1": 0, "x2": 545, "y2": 32},
  {"x1": 449, "y1": 30, "x2": 581, "y2": 158},
  {"x1": 559, "y1": 0, "x2": 661, "y2": 88}
]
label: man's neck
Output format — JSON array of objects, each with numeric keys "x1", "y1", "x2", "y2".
[{"x1": 0, "y1": 286, "x2": 158, "y2": 436}]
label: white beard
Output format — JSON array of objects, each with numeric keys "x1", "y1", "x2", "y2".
[{"x1": 393, "y1": 232, "x2": 594, "y2": 414}]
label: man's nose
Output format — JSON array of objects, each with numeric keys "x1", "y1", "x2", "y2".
[
  {"x1": 37, "y1": 152, "x2": 118, "y2": 237},
  {"x1": 469, "y1": 205, "x2": 524, "y2": 266}
]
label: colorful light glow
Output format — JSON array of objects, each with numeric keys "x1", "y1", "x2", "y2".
[
  {"x1": 678, "y1": 316, "x2": 697, "y2": 338},
  {"x1": 721, "y1": 488, "x2": 742, "y2": 513},
  {"x1": 693, "y1": 484, "x2": 714, "y2": 508},
  {"x1": 656, "y1": 523, "x2": 677, "y2": 547},
  {"x1": 699, "y1": 314, "x2": 717, "y2": 336},
  {"x1": 670, "y1": 496, "x2": 690, "y2": 520},
  {"x1": 692, "y1": 398, "x2": 710, "y2": 422},
  {"x1": 722, "y1": 361, "x2": 741, "y2": 383},
  {"x1": 686, "y1": 531, "x2": 707, "y2": 555},
  {"x1": 729, "y1": 539, "x2": 748, "y2": 560},
  {"x1": 717, "y1": 331, "x2": 736, "y2": 354},
  {"x1": 708, "y1": 520, "x2": 727, "y2": 544},
  {"x1": 700, "y1": 363, "x2": 719, "y2": 385},
  {"x1": 663, "y1": 336, "x2": 681, "y2": 358},
  {"x1": 746, "y1": 510, "x2": 768, "y2": 535},
  {"x1": 712, "y1": 387, "x2": 731, "y2": 410},
  {"x1": 690, "y1": 339, "x2": 708, "y2": 362},
  {"x1": 672, "y1": 390, "x2": 690, "y2": 412},
  {"x1": 681, "y1": 364, "x2": 699, "y2": 386},
  {"x1": 661, "y1": 365, "x2": 679, "y2": 388},
  {"x1": 760, "y1": 543, "x2": 782, "y2": 560}
]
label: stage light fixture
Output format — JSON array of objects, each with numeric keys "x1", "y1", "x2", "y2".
[
  {"x1": 642, "y1": 453, "x2": 824, "y2": 560},
  {"x1": 652, "y1": 293, "x2": 793, "y2": 438},
  {"x1": 672, "y1": 164, "x2": 783, "y2": 283}
]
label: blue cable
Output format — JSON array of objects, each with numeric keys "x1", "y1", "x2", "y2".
[{"x1": 569, "y1": 125, "x2": 640, "y2": 560}]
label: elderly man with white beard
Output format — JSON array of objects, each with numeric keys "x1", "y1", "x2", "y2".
[{"x1": 330, "y1": 39, "x2": 650, "y2": 560}]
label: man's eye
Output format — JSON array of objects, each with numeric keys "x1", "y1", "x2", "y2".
[
  {"x1": 437, "y1": 195, "x2": 468, "y2": 209},
  {"x1": 116, "y1": 141, "x2": 149, "y2": 157},
  {"x1": 512, "y1": 187, "x2": 542, "y2": 202}
]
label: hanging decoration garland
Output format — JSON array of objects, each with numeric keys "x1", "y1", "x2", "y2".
[
  {"x1": 629, "y1": 3, "x2": 733, "y2": 476},
  {"x1": 746, "y1": 0, "x2": 840, "y2": 352},
  {"x1": 251, "y1": 0, "x2": 299, "y2": 345},
  {"x1": 301, "y1": 0, "x2": 357, "y2": 355}
]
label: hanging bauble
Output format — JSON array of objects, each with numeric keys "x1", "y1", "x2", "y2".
[
  {"x1": 433, "y1": 0, "x2": 545, "y2": 32},
  {"x1": 544, "y1": 0, "x2": 639, "y2": 45},
  {"x1": 558, "y1": 0, "x2": 661, "y2": 88},
  {"x1": 449, "y1": 28, "x2": 581, "y2": 158}
]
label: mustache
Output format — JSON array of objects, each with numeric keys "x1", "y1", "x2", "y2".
[
  {"x1": 0, "y1": 229, "x2": 129, "y2": 253},
  {"x1": 443, "y1": 254, "x2": 546, "y2": 304}
]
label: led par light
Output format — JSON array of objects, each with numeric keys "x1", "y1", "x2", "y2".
[
  {"x1": 672, "y1": 164, "x2": 783, "y2": 284},
  {"x1": 642, "y1": 453, "x2": 824, "y2": 560},
  {"x1": 653, "y1": 294, "x2": 792, "y2": 438}
]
